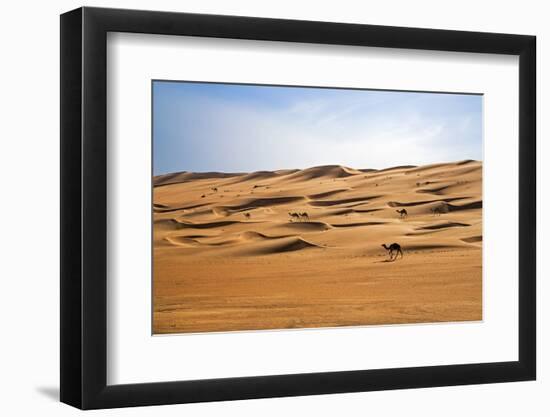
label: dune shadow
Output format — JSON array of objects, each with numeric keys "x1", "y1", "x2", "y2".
[{"x1": 331, "y1": 221, "x2": 387, "y2": 228}]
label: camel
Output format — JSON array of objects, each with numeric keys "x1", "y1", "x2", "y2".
[
  {"x1": 211, "y1": 187, "x2": 218, "y2": 192},
  {"x1": 288, "y1": 212, "x2": 300, "y2": 222},
  {"x1": 244, "y1": 212, "x2": 251, "y2": 219},
  {"x1": 396, "y1": 209, "x2": 408, "y2": 218},
  {"x1": 381, "y1": 243, "x2": 403, "y2": 261},
  {"x1": 431, "y1": 207, "x2": 442, "y2": 216},
  {"x1": 300, "y1": 212, "x2": 310, "y2": 222}
]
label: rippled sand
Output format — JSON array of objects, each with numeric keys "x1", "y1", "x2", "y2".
[{"x1": 153, "y1": 161, "x2": 482, "y2": 334}]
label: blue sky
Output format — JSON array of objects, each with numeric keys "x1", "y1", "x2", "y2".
[{"x1": 153, "y1": 81, "x2": 482, "y2": 175}]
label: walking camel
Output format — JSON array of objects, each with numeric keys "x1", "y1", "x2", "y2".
[
  {"x1": 396, "y1": 209, "x2": 408, "y2": 218},
  {"x1": 381, "y1": 243, "x2": 404, "y2": 261},
  {"x1": 288, "y1": 212, "x2": 301, "y2": 222},
  {"x1": 288, "y1": 211, "x2": 310, "y2": 222}
]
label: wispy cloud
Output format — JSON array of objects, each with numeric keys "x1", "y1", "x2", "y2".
[{"x1": 153, "y1": 82, "x2": 482, "y2": 175}]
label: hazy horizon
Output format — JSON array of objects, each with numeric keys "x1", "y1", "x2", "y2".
[
  {"x1": 153, "y1": 159, "x2": 481, "y2": 176},
  {"x1": 153, "y1": 81, "x2": 482, "y2": 176}
]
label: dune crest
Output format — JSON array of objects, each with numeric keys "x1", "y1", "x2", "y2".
[
  {"x1": 286, "y1": 165, "x2": 362, "y2": 181},
  {"x1": 240, "y1": 237, "x2": 324, "y2": 256},
  {"x1": 154, "y1": 170, "x2": 242, "y2": 186}
]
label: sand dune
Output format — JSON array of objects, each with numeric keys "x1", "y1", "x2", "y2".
[
  {"x1": 462, "y1": 235, "x2": 482, "y2": 243},
  {"x1": 308, "y1": 189, "x2": 350, "y2": 199},
  {"x1": 309, "y1": 195, "x2": 381, "y2": 207},
  {"x1": 331, "y1": 221, "x2": 388, "y2": 228},
  {"x1": 285, "y1": 164, "x2": 362, "y2": 181},
  {"x1": 172, "y1": 219, "x2": 246, "y2": 229},
  {"x1": 387, "y1": 197, "x2": 465, "y2": 207},
  {"x1": 164, "y1": 236, "x2": 202, "y2": 247},
  {"x1": 222, "y1": 196, "x2": 307, "y2": 211},
  {"x1": 447, "y1": 200, "x2": 483, "y2": 211},
  {"x1": 153, "y1": 202, "x2": 210, "y2": 213},
  {"x1": 239, "y1": 231, "x2": 287, "y2": 240},
  {"x1": 154, "y1": 170, "x2": 242, "y2": 186},
  {"x1": 417, "y1": 221, "x2": 471, "y2": 230},
  {"x1": 153, "y1": 160, "x2": 482, "y2": 334},
  {"x1": 235, "y1": 236, "x2": 324, "y2": 256},
  {"x1": 223, "y1": 170, "x2": 285, "y2": 184},
  {"x1": 269, "y1": 221, "x2": 333, "y2": 233}
]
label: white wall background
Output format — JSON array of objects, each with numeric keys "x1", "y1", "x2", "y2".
[{"x1": 0, "y1": 0, "x2": 545, "y2": 415}]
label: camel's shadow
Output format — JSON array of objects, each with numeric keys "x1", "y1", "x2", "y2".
[{"x1": 375, "y1": 258, "x2": 398, "y2": 263}]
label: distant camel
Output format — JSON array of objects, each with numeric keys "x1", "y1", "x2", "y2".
[
  {"x1": 244, "y1": 212, "x2": 251, "y2": 219},
  {"x1": 300, "y1": 212, "x2": 310, "y2": 222},
  {"x1": 396, "y1": 209, "x2": 408, "y2": 218},
  {"x1": 211, "y1": 187, "x2": 218, "y2": 192},
  {"x1": 381, "y1": 243, "x2": 403, "y2": 261},
  {"x1": 288, "y1": 212, "x2": 301, "y2": 222},
  {"x1": 431, "y1": 207, "x2": 442, "y2": 216}
]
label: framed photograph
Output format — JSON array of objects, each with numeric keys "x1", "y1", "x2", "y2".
[{"x1": 60, "y1": 7, "x2": 536, "y2": 409}]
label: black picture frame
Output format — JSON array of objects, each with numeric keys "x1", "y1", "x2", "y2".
[{"x1": 60, "y1": 6, "x2": 536, "y2": 410}]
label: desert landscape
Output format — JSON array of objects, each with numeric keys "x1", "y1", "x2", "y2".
[{"x1": 152, "y1": 160, "x2": 482, "y2": 334}]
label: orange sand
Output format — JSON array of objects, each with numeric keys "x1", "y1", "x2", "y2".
[{"x1": 153, "y1": 160, "x2": 482, "y2": 334}]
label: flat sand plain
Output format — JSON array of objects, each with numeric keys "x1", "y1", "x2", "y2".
[{"x1": 153, "y1": 160, "x2": 482, "y2": 334}]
